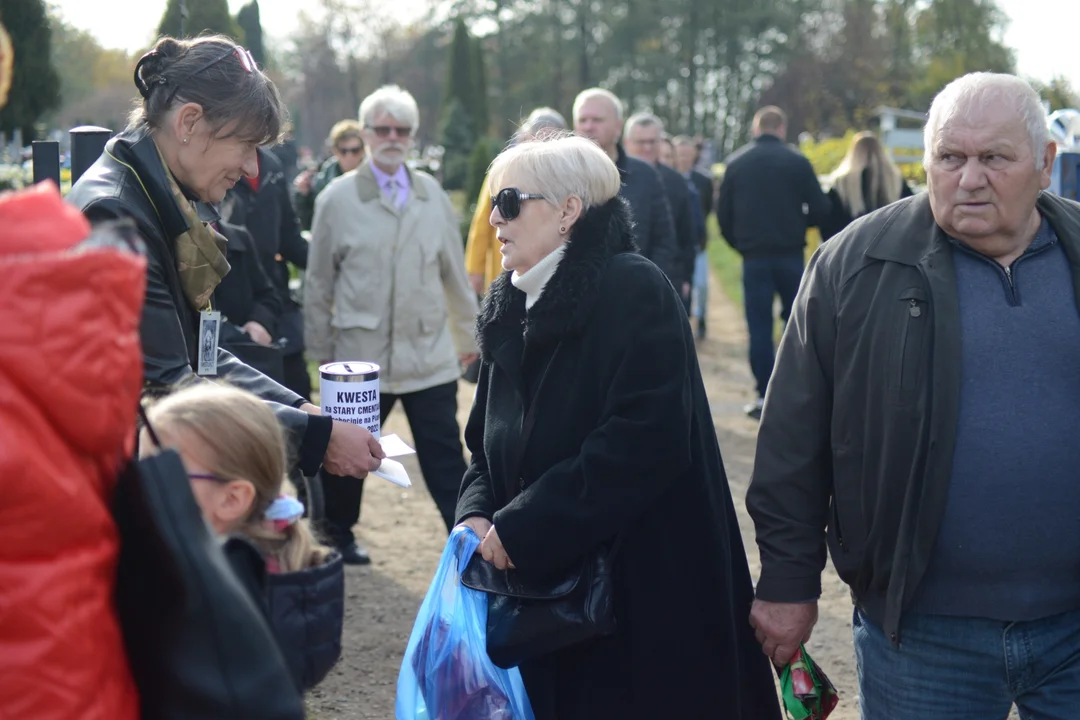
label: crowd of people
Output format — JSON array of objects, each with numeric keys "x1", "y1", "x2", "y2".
[{"x1": 3, "y1": 19, "x2": 1079, "y2": 720}]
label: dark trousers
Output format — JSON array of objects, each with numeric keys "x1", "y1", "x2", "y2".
[
  {"x1": 320, "y1": 380, "x2": 466, "y2": 547},
  {"x1": 282, "y1": 351, "x2": 312, "y2": 402},
  {"x1": 742, "y1": 253, "x2": 804, "y2": 397}
]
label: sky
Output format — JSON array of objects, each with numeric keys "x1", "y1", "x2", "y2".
[{"x1": 49, "y1": 0, "x2": 1080, "y2": 95}]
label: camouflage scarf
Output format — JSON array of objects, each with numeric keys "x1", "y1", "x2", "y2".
[{"x1": 156, "y1": 148, "x2": 230, "y2": 311}]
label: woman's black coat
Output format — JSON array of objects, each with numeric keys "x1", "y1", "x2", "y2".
[{"x1": 455, "y1": 197, "x2": 781, "y2": 719}]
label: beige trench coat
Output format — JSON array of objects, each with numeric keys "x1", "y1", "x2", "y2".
[{"x1": 304, "y1": 161, "x2": 479, "y2": 394}]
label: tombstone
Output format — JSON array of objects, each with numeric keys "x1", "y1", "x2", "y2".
[
  {"x1": 32, "y1": 141, "x2": 60, "y2": 186},
  {"x1": 70, "y1": 126, "x2": 112, "y2": 185}
]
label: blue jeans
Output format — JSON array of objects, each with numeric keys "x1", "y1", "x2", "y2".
[
  {"x1": 741, "y1": 253, "x2": 804, "y2": 396},
  {"x1": 854, "y1": 607, "x2": 1080, "y2": 719},
  {"x1": 692, "y1": 250, "x2": 709, "y2": 320}
]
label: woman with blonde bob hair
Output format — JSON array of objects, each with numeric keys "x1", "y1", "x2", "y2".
[
  {"x1": 142, "y1": 383, "x2": 344, "y2": 691},
  {"x1": 821, "y1": 131, "x2": 914, "y2": 240},
  {"x1": 454, "y1": 135, "x2": 780, "y2": 718}
]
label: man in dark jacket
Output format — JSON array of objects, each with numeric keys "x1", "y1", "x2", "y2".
[
  {"x1": 624, "y1": 113, "x2": 697, "y2": 310},
  {"x1": 572, "y1": 88, "x2": 681, "y2": 287},
  {"x1": 718, "y1": 106, "x2": 829, "y2": 417},
  {"x1": 224, "y1": 147, "x2": 313, "y2": 399},
  {"x1": 674, "y1": 135, "x2": 715, "y2": 338},
  {"x1": 747, "y1": 73, "x2": 1080, "y2": 717}
]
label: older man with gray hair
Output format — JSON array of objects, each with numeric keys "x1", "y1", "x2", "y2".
[
  {"x1": 747, "y1": 72, "x2": 1080, "y2": 717},
  {"x1": 305, "y1": 85, "x2": 479, "y2": 562},
  {"x1": 573, "y1": 88, "x2": 681, "y2": 287},
  {"x1": 624, "y1": 112, "x2": 699, "y2": 310}
]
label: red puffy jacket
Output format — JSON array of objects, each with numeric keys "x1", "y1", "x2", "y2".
[{"x1": 0, "y1": 183, "x2": 143, "y2": 719}]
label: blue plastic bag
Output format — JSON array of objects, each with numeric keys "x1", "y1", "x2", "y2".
[{"x1": 396, "y1": 527, "x2": 535, "y2": 720}]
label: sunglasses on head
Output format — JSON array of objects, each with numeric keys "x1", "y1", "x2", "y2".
[
  {"x1": 491, "y1": 187, "x2": 546, "y2": 221},
  {"x1": 366, "y1": 125, "x2": 412, "y2": 139},
  {"x1": 336, "y1": 145, "x2": 364, "y2": 156},
  {"x1": 192, "y1": 45, "x2": 258, "y2": 75},
  {"x1": 135, "y1": 44, "x2": 257, "y2": 103}
]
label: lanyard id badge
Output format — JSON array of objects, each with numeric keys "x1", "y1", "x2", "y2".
[{"x1": 197, "y1": 310, "x2": 222, "y2": 376}]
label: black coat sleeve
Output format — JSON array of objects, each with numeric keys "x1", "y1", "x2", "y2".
[
  {"x1": 717, "y1": 167, "x2": 736, "y2": 250},
  {"x1": 819, "y1": 188, "x2": 851, "y2": 242},
  {"x1": 218, "y1": 222, "x2": 282, "y2": 335},
  {"x1": 277, "y1": 179, "x2": 310, "y2": 270},
  {"x1": 800, "y1": 157, "x2": 831, "y2": 228},
  {"x1": 647, "y1": 173, "x2": 680, "y2": 285},
  {"x1": 745, "y1": 246, "x2": 837, "y2": 602},
  {"x1": 244, "y1": 236, "x2": 283, "y2": 335},
  {"x1": 673, "y1": 182, "x2": 698, "y2": 285},
  {"x1": 494, "y1": 258, "x2": 694, "y2": 575},
  {"x1": 455, "y1": 360, "x2": 498, "y2": 523}
]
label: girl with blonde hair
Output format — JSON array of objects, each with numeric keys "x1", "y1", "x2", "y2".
[
  {"x1": 822, "y1": 131, "x2": 913, "y2": 240},
  {"x1": 141, "y1": 383, "x2": 344, "y2": 691}
]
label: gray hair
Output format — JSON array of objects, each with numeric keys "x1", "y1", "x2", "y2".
[
  {"x1": 623, "y1": 112, "x2": 663, "y2": 140},
  {"x1": 516, "y1": 107, "x2": 567, "y2": 140},
  {"x1": 924, "y1": 72, "x2": 1050, "y2": 170},
  {"x1": 487, "y1": 134, "x2": 622, "y2": 210},
  {"x1": 359, "y1": 85, "x2": 420, "y2": 132},
  {"x1": 573, "y1": 87, "x2": 624, "y2": 124}
]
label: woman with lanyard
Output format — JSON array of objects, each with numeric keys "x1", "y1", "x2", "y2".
[{"x1": 66, "y1": 34, "x2": 383, "y2": 483}]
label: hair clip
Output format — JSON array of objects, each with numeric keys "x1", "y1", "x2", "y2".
[{"x1": 133, "y1": 50, "x2": 160, "y2": 99}]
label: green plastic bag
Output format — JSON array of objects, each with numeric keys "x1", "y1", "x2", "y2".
[{"x1": 780, "y1": 645, "x2": 839, "y2": 720}]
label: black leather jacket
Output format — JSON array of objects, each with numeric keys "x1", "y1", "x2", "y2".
[{"x1": 65, "y1": 127, "x2": 331, "y2": 474}]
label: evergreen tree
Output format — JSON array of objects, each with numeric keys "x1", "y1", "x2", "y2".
[
  {"x1": 0, "y1": 0, "x2": 60, "y2": 140},
  {"x1": 158, "y1": 0, "x2": 241, "y2": 41},
  {"x1": 235, "y1": 1, "x2": 265, "y2": 67},
  {"x1": 443, "y1": 19, "x2": 474, "y2": 116},
  {"x1": 438, "y1": 97, "x2": 474, "y2": 190},
  {"x1": 470, "y1": 35, "x2": 489, "y2": 138}
]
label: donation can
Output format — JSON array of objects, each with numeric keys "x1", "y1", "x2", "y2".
[{"x1": 319, "y1": 362, "x2": 381, "y2": 440}]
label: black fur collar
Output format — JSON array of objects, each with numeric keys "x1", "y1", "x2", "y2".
[{"x1": 477, "y1": 195, "x2": 638, "y2": 359}]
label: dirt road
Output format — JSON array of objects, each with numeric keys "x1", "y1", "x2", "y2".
[{"x1": 306, "y1": 275, "x2": 860, "y2": 719}]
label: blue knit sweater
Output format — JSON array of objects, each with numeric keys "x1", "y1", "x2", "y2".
[{"x1": 911, "y1": 219, "x2": 1080, "y2": 620}]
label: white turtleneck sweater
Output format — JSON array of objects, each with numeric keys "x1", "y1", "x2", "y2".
[{"x1": 510, "y1": 244, "x2": 566, "y2": 310}]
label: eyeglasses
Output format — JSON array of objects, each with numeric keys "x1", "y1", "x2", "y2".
[
  {"x1": 336, "y1": 145, "x2": 364, "y2": 156},
  {"x1": 187, "y1": 472, "x2": 231, "y2": 484},
  {"x1": 366, "y1": 125, "x2": 412, "y2": 139},
  {"x1": 491, "y1": 187, "x2": 546, "y2": 221}
]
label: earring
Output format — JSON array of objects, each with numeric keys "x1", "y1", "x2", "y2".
[
  {"x1": 560, "y1": 226, "x2": 567, "y2": 233},
  {"x1": 183, "y1": 137, "x2": 189, "y2": 144}
]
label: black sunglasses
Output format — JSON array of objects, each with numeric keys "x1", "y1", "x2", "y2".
[
  {"x1": 491, "y1": 187, "x2": 546, "y2": 221},
  {"x1": 336, "y1": 145, "x2": 364, "y2": 156},
  {"x1": 366, "y1": 125, "x2": 412, "y2": 139}
]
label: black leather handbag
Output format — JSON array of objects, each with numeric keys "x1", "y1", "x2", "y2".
[
  {"x1": 459, "y1": 343, "x2": 621, "y2": 669},
  {"x1": 112, "y1": 407, "x2": 305, "y2": 719},
  {"x1": 461, "y1": 540, "x2": 619, "y2": 669}
]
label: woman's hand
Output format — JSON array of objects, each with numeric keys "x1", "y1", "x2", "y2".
[
  {"x1": 459, "y1": 516, "x2": 492, "y2": 549},
  {"x1": 242, "y1": 320, "x2": 272, "y2": 346},
  {"x1": 480, "y1": 525, "x2": 516, "y2": 570}
]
